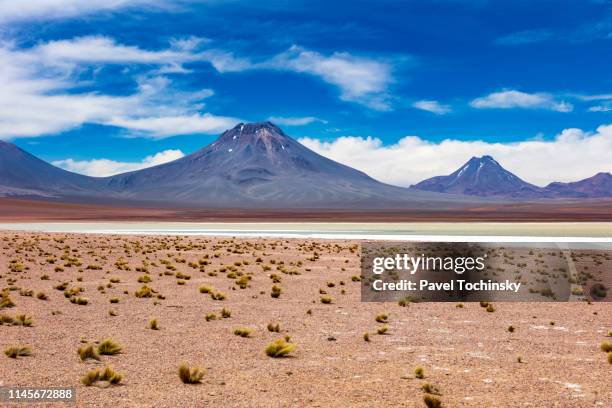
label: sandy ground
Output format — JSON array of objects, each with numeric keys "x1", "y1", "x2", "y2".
[{"x1": 0, "y1": 232, "x2": 610, "y2": 408}]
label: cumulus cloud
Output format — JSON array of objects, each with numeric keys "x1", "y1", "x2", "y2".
[
  {"x1": 470, "y1": 90, "x2": 573, "y2": 112},
  {"x1": 267, "y1": 116, "x2": 326, "y2": 126},
  {"x1": 299, "y1": 124, "x2": 612, "y2": 187},
  {"x1": 412, "y1": 100, "x2": 451, "y2": 115},
  {"x1": 52, "y1": 149, "x2": 185, "y2": 177}
]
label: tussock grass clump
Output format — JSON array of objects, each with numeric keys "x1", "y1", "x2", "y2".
[
  {"x1": 422, "y1": 383, "x2": 441, "y2": 395},
  {"x1": 423, "y1": 394, "x2": 442, "y2": 408},
  {"x1": 98, "y1": 338, "x2": 122, "y2": 355},
  {"x1": 414, "y1": 366, "x2": 425, "y2": 379},
  {"x1": 377, "y1": 325, "x2": 389, "y2": 335},
  {"x1": 137, "y1": 275, "x2": 152, "y2": 283},
  {"x1": 199, "y1": 285, "x2": 213, "y2": 294},
  {"x1": 608, "y1": 351, "x2": 612, "y2": 364},
  {"x1": 109, "y1": 298, "x2": 119, "y2": 303},
  {"x1": 271, "y1": 285, "x2": 282, "y2": 298},
  {"x1": 1, "y1": 314, "x2": 32, "y2": 327},
  {"x1": 375, "y1": 313, "x2": 388, "y2": 323},
  {"x1": 601, "y1": 341, "x2": 612, "y2": 353},
  {"x1": 363, "y1": 332, "x2": 370, "y2": 342},
  {"x1": 81, "y1": 367, "x2": 123, "y2": 386},
  {"x1": 508, "y1": 325, "x2": 515, "y2": 333},
  {"x1": 0, "y1": 291, "x2": 16, "y2": 308},
  {"x1": 485, "y1": 304, "x2": 495, "y2": 313},
  {"x1": 109, "y1": 309, "x2": 118, "y2": 316},
  {"x1": 70, "y1": 296, "x2": 88, "y2": 305},
  {"x1": 267, "y1": 323, "x2": 280, "y2": 333},
  {"x1": 210, "y1": 291, "x2": 226, "y2": 300},
  {"x1": 135, "y1": 285, "x2": 153, "y2": 298},
  {"x1": 265, "y1": 338, "x2": 296, "y2": 358},
  {"x1": 149, "y1": 318, "x2": 159, "y2": 330},
  {"x1": 178, "y1": 363, "x2": 205, "y2": 384},
  {"x1": 221, "y1": 308, "x2": 231, "y2": 318},
  {"x1": 78, "y1": 344, "x2": 100, "y2": 361},
  {"x1": 205, "y1": 313, "x2": 217, "y2": 321},
  {"x1": 36, "y1": 292, "x2": 48, "y2": 300},
  {"x1": 320, "y1": 296, "x2": 332, "y2": 304},
  {"x1": 5, "y1": 345, "x2": 32, "y2": 358},
  {"x1": 455, "y1": 303, "x2": 464, "y2": 308},
  {"x1": 233, "y1": 328, "x2": 252, "y2": 338}
]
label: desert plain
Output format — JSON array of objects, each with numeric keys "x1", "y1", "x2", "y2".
[{"x1": 0, "y1": 232, "x2": 610, "y2": 408}]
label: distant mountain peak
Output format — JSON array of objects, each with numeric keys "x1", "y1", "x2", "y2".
[{"x1": 411, "y1": 155, "x2": 542, "y2": 198}]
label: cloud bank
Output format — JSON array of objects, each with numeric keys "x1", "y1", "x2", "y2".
[
  {"x1": 52, "y1": 149, "x2": 185, "y2": 177},
  {"x1": 299, "y1": 124, "x2": 612, "y2": 187}
]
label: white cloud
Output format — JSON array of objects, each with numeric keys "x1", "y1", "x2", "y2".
[
  {"x1": 588, "y1": 104, "x2": 612, "y2": 112},
  {"x1": 412, "y1": 100, "x2": 451, "y2": 115},
  {"x1": 0, "y1": 40, "x2": 241, "y2": 139},
  {"x1": 52, "y1": 149, "x2": 185, "y2": 177},
  {"x1": 0, "y1": 0, "x2": 174, "y2": 24},
  {"x1": 299, "y1": 124, "x2": 612, "y2": 187},
  {"x1": 266, "y1": 45, "x2": 394, "y2": 111},
  {"x1": 267, "y1": 116, "x2": 326, "y2": 126},
  {"x1": 470, "y1": 90, "x2": 573, "y2": 112}
]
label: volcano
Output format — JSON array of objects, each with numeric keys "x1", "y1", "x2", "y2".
[
  {"x1": 410, "y1": 155, "x2": 544, "y2": 198},
  {"x1": 104, "y1": 122, "x2": 457, "y2": 208},
  {"x1": 0, "y1": 140, "x2": 102, "y2": 198}
]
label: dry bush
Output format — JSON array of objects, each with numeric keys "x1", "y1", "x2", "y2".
[
  {"x1": 5, "y1": 345, "x2": 32, "y2": 358},
  {"x1": 98, "y1": 338, "x2": 122, "y2": 355},
  {"x1": 178, "y1": 363, "x2": 205, "y2": 384},
  {"x1": 265, "y1": 338, "x2": 296, "y2": 358}
]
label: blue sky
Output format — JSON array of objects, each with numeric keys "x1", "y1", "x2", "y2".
[{"x1": 0, "y1": 0, "x2": 611, "y2": 186}]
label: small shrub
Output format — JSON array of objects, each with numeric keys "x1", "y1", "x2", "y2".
[
  {"x1": 271, "y1": 285, "x2": 282, "y2": 298},
  {"x1": 320, "y1": 296, "x2": 332, "y2": 304},
  {"x1": 608, "y1": 351, "x2": 612, "y2": 364},
  {"x1": 485, "y1": 304, "x2": 495, "y2": 313},
  {"x1": 199, "y1": 285, "x2": 213, "y2": 294},
  {"x1": 601, "y1": 341, "x2": 612, "y2": 353},
  {"x1": 233, "y1": 328, "x2": 252, "y2": 338},
  {"x1": 135, "y1": 285, "x2": 153, "y2": 298},
  {"x1": 78, "y1": 344, "x2": 100, "y2": 361},
  {"x1": 149, "y1": 318, "x2": 159, "y2": 330},
  {"x1": 109, "y1": 309, "x2": 118, "y2": 316},
  {"x1": 423, "y1": 394, "x2": 442, "y2": 408},
  {"x1": 221, "y1": 308, "x2": 231, "y2": 318},
  {"x1": 81, "y1": 367, "x2": 123, "y2": 386},
  {"x1": 205, "y1": 313, "x2": 217, "y2": 321},
  {"x1": 414, "y1": 366, "x2": 425, "y2": 379},
  {"x1": 363, "y1": 332, "x2": 370, "y2": 342},
  {"x1": 138, "y1": 275, "x2": 152, "y2": 283},
  {"x1": 455, "y1": 303, "x2": 464, "y2": 308},
  {"x1": 377, "y1": 325, "x2": 389, "y2": 335},
  {"x1": 98, "y1": 338, "x2": 122, "y2": 355},
  {"x1": 210, "y1": 291, "x2": 226, "y2": 301},
  {"x1": 508, "y1": 325, "x2": 515, "y2": 333},
  {"x1": 265, "y1": 338, "x2": 296, "y2": 358},
  {"x1": 375, "y1": 313, "x2": 388, "y2": 323},
  {"x1": 422, "y1": 383, "x2": 441, "y2": 395},
  {"x1": 267, "y1": 323, "x2": 280, "y2": 333},
  {"x1": 70, "y1": 297, "x2": 88, "y2": 305},
  {"x1": 5, "y1": 345, "x2": 32, "y2": 358},
  {"x1": 178, "y1": 363, "x2": 205, "y2": 384},
  {"x1": 110, "y1": 298, "x2": 119, "y2": 304}
]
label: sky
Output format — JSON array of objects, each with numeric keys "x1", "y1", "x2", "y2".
[{"x1": 1, "y1": 0, "x2": 611, "y2": 186}]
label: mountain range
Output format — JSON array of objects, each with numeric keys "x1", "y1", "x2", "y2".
[
  {"x1": 1, "y1": 122, "x2": 610, "y2": 208},
  {"x1": 0, "y1": 123, "x2": 466, "y2": 209},
  {"x1": 410, "y1": 155, "x2": 612, "y2": 199}
]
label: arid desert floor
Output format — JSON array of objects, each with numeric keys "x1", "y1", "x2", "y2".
[{"x1": 1, "y1": 232, "x2": 610, "y2": 407}]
